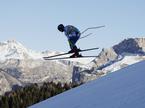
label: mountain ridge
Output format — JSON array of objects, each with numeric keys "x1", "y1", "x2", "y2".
[
  {"x1": 0, "y1": 40, "x2": 87, "y2": 95},
  {"x1": 0, "y1": 38, "x2": 145, "y2": 95}
]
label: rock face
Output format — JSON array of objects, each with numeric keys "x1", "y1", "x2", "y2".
[
  {"x1": 0, "y1": 69, "x2": 22, "y2": 95},
  {"x1": 73, "y1": 38, "x2": 145, "y2": 83},
  {"x1": 113, "y1": 38, "x2": 145, "y2": 54},
  {"x1": 91, "y1": 48, "x2": 118, "y2": 68}
]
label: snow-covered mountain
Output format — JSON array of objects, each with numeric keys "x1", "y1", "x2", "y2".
[
  {"x1": 30, "y1": 60, "x2": 145, "y2": 108},
  {"x1": 73, "y1": 38, "x2": 145, "y2": 83},
  {"x1": 0, "y1": 38, "x2": 145, "y2": 95},
  {"x1": 0, "y1": 40, "x2": 87, "y2": 95},
  {"x1": 0, "y1": 40, "x2": 42, "y2": 60}
]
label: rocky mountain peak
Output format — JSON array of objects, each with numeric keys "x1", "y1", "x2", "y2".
[
  {"x1": 113, "y1": 38, "x2": 145, "y2": 55},
  {"x1": 0, "y1": 40, "x2": 43, "y2": 60},
  {"x1": 90, "y1": 48, "x2": 118, "y2": 68},
  {"x1": 0, "y1": 40, "x2": 24, "y2": 48},
  {"x1": 91, "y1": 38, "x2": 145, "y2": 68}
]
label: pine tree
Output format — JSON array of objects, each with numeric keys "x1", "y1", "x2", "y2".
[{"x1": 1, "y1": 96, "x2": 9, "y2": 108}]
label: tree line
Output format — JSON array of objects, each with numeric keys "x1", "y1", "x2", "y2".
[{"x1": 0, "y1": 81, "x2": 81, "y2": 108}]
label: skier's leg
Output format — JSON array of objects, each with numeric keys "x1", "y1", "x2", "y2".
[
  {"x1": 69, "y1": 36, "x2": 79, "y2": 48},
  {"x1": 68, "y1": 40, "x2": 78, "y2": 53},
  {"x1": 68, "y1": 36, "x2": 82, "y2": 57}
]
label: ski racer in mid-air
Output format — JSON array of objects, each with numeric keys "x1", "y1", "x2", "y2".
[
  {"x1": 43, "y1": 25, "x2": 104, "y2": 60},
  {"x1": 57, "y1": 24, "x2": 81, "y2": 57}
]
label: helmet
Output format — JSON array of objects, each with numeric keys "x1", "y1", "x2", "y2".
[{"x1": 57, "y1": 24, "x2": 64, "y2": 32}]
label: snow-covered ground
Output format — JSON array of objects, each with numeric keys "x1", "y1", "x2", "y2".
[
  {"x1": 30, "y1": 60, "x2": 145, "y2": 108},
  {"x1": 100, "y1": 54, "x2": 145, "y2": 73}
]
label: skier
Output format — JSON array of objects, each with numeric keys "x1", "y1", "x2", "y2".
[{"x1": 57, "y1": 24, "x2": 81, "y2": 57}]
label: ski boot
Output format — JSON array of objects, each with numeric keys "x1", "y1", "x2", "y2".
[{"x1": 68, "y1": 46, "x2": 80, "y2": 53}]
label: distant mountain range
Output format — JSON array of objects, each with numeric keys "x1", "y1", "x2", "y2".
[
  {"x1": 0, "y1": 40, "x2": 85, "y2": 95},
  {"x1": 0, "y1": 38, "x2": 145, "y2": 95}
]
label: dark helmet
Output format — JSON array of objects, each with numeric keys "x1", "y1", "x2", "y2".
[{"x1": 57, "y1": 24, "x2": 64, "y2": 32}]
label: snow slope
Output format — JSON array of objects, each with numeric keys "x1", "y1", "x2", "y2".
[
  {"x1": 30, "y1": 60, "x2": 145, "y2": 108},
  {"x1": 98, "y1": 54, "x2": 145, "y2": 73}
]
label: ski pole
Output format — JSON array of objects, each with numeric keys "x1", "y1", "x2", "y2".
[
  {"x1": 80, "y1": 33, "x2": 93, "y2": 39},
  {"x1": 81, "y1": 25, "x2": 105, "y2": 35}
]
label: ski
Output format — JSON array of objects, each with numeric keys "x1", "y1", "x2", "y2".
[
  {"x1": 44, "y1": 56, "x2": 98, "y2": 60},
  {"x1": 43, "y1": 52, "x2": 70, "y2": 59},
  {"x1": 43, "y1": 47, "x2": 99, "y2": 59}
]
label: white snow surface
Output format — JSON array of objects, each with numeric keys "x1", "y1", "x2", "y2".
[
  {"x1": 30, "y1": 60, "x2": 145, "y2": 108},
  {"x1": 102, "y1": 54, "x2": 145, "y2": 73}
]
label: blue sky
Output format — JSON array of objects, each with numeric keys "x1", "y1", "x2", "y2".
[{"x1": 0, "y1": 0, "x2": 145, "y2": 53}]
